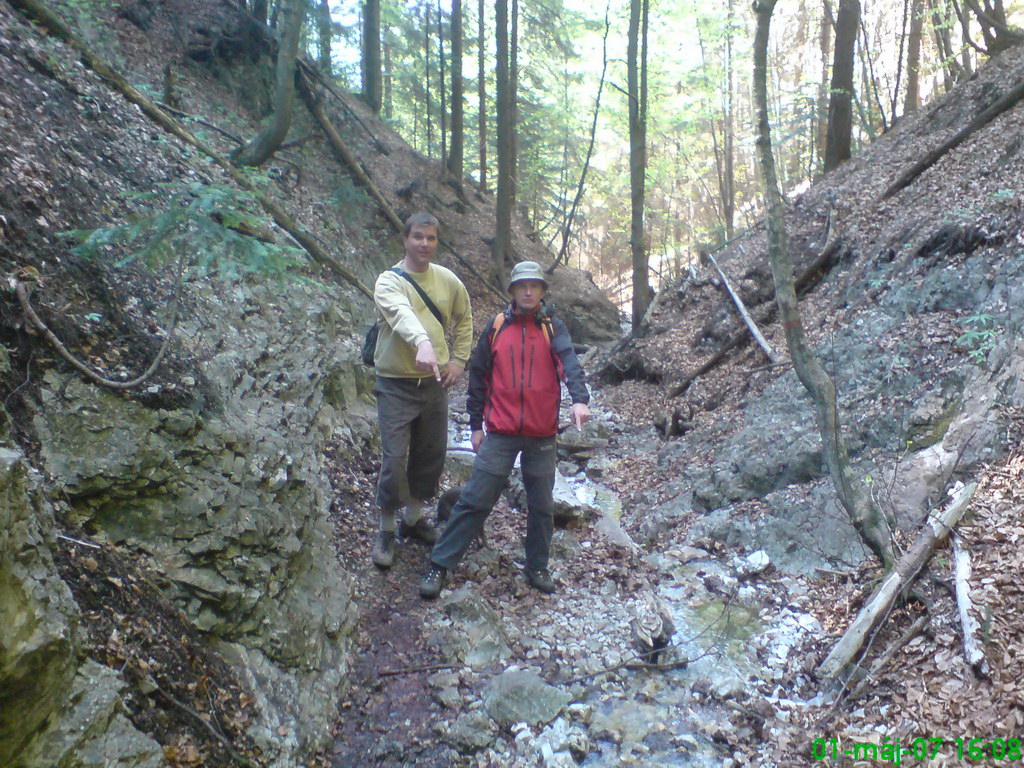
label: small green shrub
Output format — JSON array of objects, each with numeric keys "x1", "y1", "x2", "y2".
[
  {"x1": 65, "y1": 182, "x2": 304, "y2": 279},
  {"x1": 956, "y1": 313, "x2": 998, "y2": 365}
]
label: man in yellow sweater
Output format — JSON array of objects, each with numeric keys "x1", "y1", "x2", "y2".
[{"x1": 370, "y1": 212, "x2": 473, "y2": 569}]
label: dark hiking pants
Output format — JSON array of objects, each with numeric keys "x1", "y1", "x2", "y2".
[
  {"x1": 430, "y1": 433, "x2": 557, "y2": 574},
  {"x1": 375, "y1": 376, "x2": 448, "y2": 513}
]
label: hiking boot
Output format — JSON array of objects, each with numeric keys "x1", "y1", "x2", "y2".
[
  {"x1": 419, "y1": 565, "x2": 448, "y2": 599},
  {"x1": 399, "y1": 517, "x2": 439, "y2": 545},
  {"x1": 524, "y1": 567, "x2": 556, "y2": 594},
  {"x1": 370, "y1": 531, "x2": 396, "y2": 569}
]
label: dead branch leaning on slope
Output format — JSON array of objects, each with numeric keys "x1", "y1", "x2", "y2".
[
  {"x1": 297, "y1": 75, "x2": 507, "y2": 299},
  {"x1": 817, "y1": 482, "x2": 978, "y2": 683},
  {"x1": 704, "y1": 251, "x2": 776, "y2": 364},
  {"x1": 668, "y1": 212, "x2": 839, "y2": 398}
]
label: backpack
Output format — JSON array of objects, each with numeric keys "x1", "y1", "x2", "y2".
[
  {"x1": 362, "y1": 268, "x2": 444, "y2": 367},
  {"x1": 489, "y1": 311, "x2": 555, "y2": 347}
]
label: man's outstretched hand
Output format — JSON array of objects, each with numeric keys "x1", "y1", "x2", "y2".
[
  {"x1": 571, "y1": 402, "x2": 591, "y2": 431},
  {"x1": 415, "y1": 340, "x2": 441, "y2": 381}
]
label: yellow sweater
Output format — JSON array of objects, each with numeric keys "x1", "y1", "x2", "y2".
[{"x1": 373, "y1": 263, "x2": 473, "y2": 377}]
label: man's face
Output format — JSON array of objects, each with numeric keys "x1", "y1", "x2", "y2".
[
  {"x1": 403, "y1": 224, "x2": 438, "y2": 271},
  {"x1": 510, "y1": 279, "x2": 546, "y2": 312}
]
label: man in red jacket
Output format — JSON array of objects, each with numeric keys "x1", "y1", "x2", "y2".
[{"x1": 419, "y1": 261, "x2": 590, "y2": 599}]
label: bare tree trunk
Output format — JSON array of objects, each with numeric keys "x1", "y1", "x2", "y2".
[
  {"x1": 252, "y1": 0, "x2": 267, "y2": 26},
  {"x1": 628, "y1": 0, "x2": 651, "y2": 331},
  {"x1": 424, "y1": 3, "x2": 433, "y2": 155},
  {"x1": 510, "y1": 0, "x2": 519, "y2": 206},
  {"x1": 929, "y1": 0, "x2": 961, "y2": 90},
  {"x1": 816, "y1": 1, "x2": 832, "y2": 171},
  {"x1": 723, "y1": 0, "x2": 736, "y2": 240},
  {"x1": 858, "y1": 18, "x2": 886, "y2": 133},
  {"x1": 362, "y1": 0, "x2": 382, "y2": 112},
  {"x1": 232, "y1": 0, "x2": 304, "y2": 166},
  {"x1": 823, "y1": 0, "x2": 859, "y2": 172},
  {"x1": 384, "y1": 35, "x2": 393, "y2": 119},
  {"x1": 438, "y1": 0, "x2": 447, "y2": 166},
  {"x1": 447, "y1": 0, "x2": 465, "y2": 181},
  {"x1": 316, "y1": 0, "x2": 332, "y2": 75},
  {"x1": 891, "y1": 0, "x2": 910, "y2": 118},
  {"x1": 477, "y1": 0, "x2": 487, "y2": 192},
  {"x1": 905, "y1": 0, "x2": 925, "y2": 112},
  {"x1": 753, "y1": 0, "x2": 894, "y2": 567},
  {"x1": 493, "y1": 0, "x2": 513, "y2": 282}
]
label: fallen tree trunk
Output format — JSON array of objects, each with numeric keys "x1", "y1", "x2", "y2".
[
  {"x1": 883, "y1": 78, "x2": 1024, "y2": 199},
  {"x1": 818, "y1": 482, "x2": 978, "y2": 681},
  {"x1": 297, "y1": 74, "x2": 404, "y2": 232},
  {"x1": 952, "y1": 533, "x2": 990, "y2": 677},
  {"x1": 706, "y1": 252, "x2": 776, "y2": 363},
  {"x1": 668, "y1": 232, "x2": 841, "y2": 398}
]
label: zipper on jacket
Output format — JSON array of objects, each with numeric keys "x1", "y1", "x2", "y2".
[
  {"x1": 527, "y1": 343, "x2": 535, "y2": 388},
  {"x1": 518, "y1": 318, "x2": 528, "y2": 432}
]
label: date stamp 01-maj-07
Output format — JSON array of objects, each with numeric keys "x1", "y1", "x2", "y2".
[{"x1": 812, "y1": 737, "x2": 1024, "y2": 764}]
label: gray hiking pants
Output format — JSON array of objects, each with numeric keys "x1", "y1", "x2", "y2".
[
  {"x1": 430, "y1": 433, "x2": 557, "y2": 573},
  {"x1": 375, "y1": 376, "x2": 448, "y2": 513}
]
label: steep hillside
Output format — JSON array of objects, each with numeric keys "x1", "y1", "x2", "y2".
[{"x1": 597, "y1": 36, "x2": 1024, "y2": 765}]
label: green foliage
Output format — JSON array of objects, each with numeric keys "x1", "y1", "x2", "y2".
[
  {"x1": 65, "y1": 182, "x2": 304, "y2": 279},
  {"x1": 956, "y1": 313, "x2": 998, "y2": 365},
  {"x1": 330, "y1": 178, "x2": 373, "y2": 211}
]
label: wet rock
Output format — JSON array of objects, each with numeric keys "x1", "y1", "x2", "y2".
[
  {"x1": 507, "y1": 470, "x2": 600, "y2": 525},
  {"x1": 733, "y1": 550, "x2": 771, "y2": 578},
  {"x1": 584, "y1": 454, "x2": 614, "y2": 480},
  {"x1": 483, "y1": 669, "x2": 570, "y2": 728},
  {"x1": 558, "y1": 460, "x2": 581, "y2": 477},
  {"x1": 594, "y1": 514, "x2": 636, "y2": 550},
  {"x1": 432, "y1": 586, "x2": 513, "y2": 667},
  {"x1": 535, "y1": 717, "x2": 591, "y2": 762},
  {"x1": 550, "y1": 530, "x2": 582, "y2": 560},
  {"x1": 445, "y1": 710, "x2": 498, "y2": 753}
]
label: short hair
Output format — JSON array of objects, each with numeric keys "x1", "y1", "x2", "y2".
[{"x1": 402, "y1": 212, "x2": 440, "y2": 238}]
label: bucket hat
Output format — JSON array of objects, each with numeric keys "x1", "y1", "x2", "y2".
[{"x1": 507, "y1": 261, "x2": 549, "y2": 292}]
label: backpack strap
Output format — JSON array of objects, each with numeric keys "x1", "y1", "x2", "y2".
[
  {"x1": 489, "y1": 311, "x2": 555, "y2": 348},
  {"x1": 390, "y1": 267, "x2": 444, "y2": 325}
]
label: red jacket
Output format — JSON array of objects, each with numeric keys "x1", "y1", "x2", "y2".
[{"x1": 467, "y1": 303, "x2": 589, "y2": 437}]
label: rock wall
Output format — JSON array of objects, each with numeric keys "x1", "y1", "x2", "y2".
[
  {"x1": 2, "y1": 275, "x2": 374, "y2": 767},
  {"x1": 0, "y1": 446, "x2": 164, "y2": 768}
]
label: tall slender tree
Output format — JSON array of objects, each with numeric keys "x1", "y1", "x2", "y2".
[
  {"x1": 438, "y1": 0, "x2": 448, "y2": 165},
  {"x1": 627, "y1": 0, "x2": 651, "y2": 330},
  {"x1": 448, "y1": 0, "x2": 465, "y2": 181},
  {"x1": 823, "y1": 0, "x2": 859, "y2": 172},
  {"x1": 905, "y1": 0, "x2": 925, "y2": 112},
  {"x1": 510, "y1": 0, "x2": 520, "y2": 204},
  {"x1": 316, "y1": 0, "x2": 332, "y2": 75},
  {"x1": 753, "y1": 0, "x2": 893, "y2": 567},
  {"x1": 363, "y1": 0, "x2": 382, "y2": 113},
  {"x1": 477, "y1": 0, "x2": 488, "y2": 192},
  {"x1": 493, "y1": 0, "x2": 514, "y2": 282}
]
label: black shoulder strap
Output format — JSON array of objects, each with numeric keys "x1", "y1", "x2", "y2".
[{"x1": 389, "y1": 267, "x2": 443, "y2": 325}]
